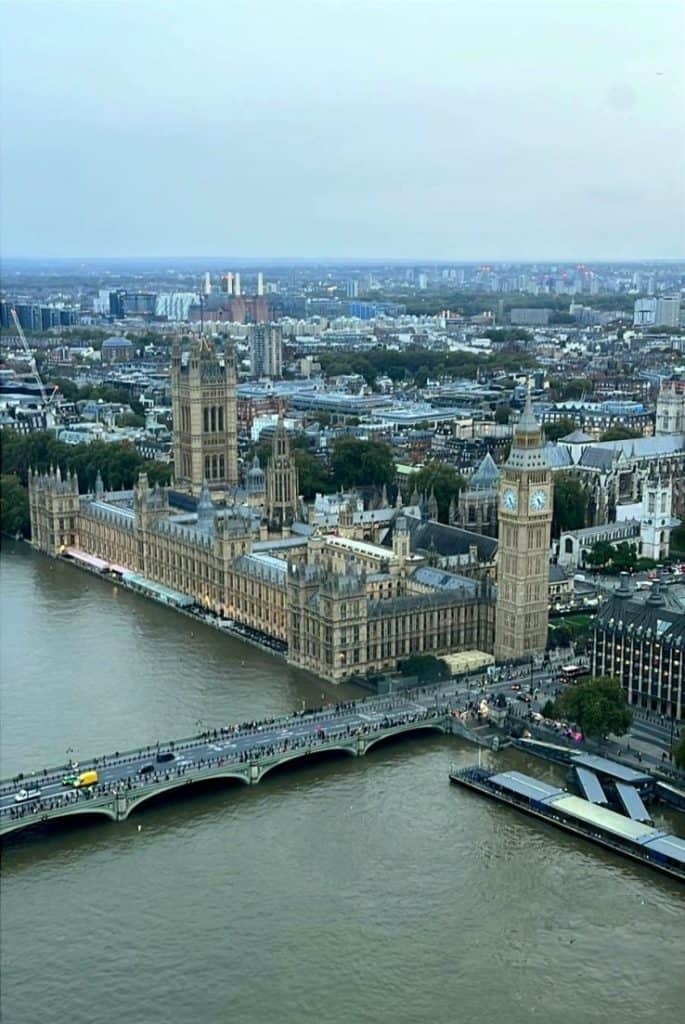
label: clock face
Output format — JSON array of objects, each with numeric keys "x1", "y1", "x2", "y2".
[
  {"x1": 502, "y1": 487, "x2": 518, "y2": 511},
  {"x1": 530, "y1": 488, "x2": 548, "y2": 512}
]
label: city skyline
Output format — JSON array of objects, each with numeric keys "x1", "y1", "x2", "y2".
[{"x1": 2, "y1": 0, "x2": 684, "y2": 261}]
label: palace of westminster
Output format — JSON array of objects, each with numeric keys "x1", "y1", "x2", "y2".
[{"x1": 27, "y1": 336, "x2": 684, "y2": 713}]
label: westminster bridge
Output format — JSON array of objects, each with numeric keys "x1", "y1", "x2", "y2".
[{"x1": 0, "y1": 686, "x2": 490, "y2": 839}]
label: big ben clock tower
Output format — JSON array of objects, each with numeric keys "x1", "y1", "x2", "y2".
[{"x1": 494, "y1": 392, "x2": 553, "y2": 662}]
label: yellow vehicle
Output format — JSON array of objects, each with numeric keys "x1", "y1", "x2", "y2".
[{"x1": 74, "y1": 770, "x2": 99, "y2": 788}]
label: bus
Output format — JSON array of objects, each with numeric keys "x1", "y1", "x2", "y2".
[{"x1": 560, "y1": 665, "x2": 589, "y2": 683}]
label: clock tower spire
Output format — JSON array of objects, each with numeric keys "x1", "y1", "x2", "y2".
[{"x1": 494, "y1": 391, "x2": 553, "y2": 663}]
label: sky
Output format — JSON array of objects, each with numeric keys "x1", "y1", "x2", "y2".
[{"x1": 1, "y1": 0, "x2": 684, "y2": 261}]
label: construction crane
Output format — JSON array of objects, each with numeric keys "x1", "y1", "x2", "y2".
[{"x1": 9, "y1": 307, "x2": 62, "y2": 421}]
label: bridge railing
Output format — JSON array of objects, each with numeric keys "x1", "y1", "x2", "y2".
[
  {"x1": 0, "y1": 688, "x2": 456, "y2": 792},
  {"x1": 1, "y1": 708, "x2": 452, "y2": 827}
]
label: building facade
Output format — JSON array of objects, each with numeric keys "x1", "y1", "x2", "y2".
[
  {"x1": 591, "y1": 577, "x2": 683, "y2": 720},
  {"x1": 249, "y1": 323, "x2": 283, "y2": 378},
  {"x1": 494, "y1": 394, "x2": 553, "y2": 662},
  {"x1": 28, "y1": 469, "x2": 495, "y2": 684},
  {"x1": 170, "y1": 337, "x2": 238, "y2": 495},
  {"x1": 265, "y1": 418, "x2": 300, "y2": 531},
  {"x1": 455, "y1": 452, "x2": 501, "y2": 536},
  {"x1": 656, "y1": 378, "x2": 685, "y2": 436}
]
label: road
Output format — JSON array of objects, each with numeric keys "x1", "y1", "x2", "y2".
[
  {"x1": 3, "y1": 664, "x2": 681, "y2": 827},
  {"x1": 0, "y1": 681, "x2": 490, "y2": 823}
]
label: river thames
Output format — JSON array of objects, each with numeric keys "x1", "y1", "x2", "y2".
[{"x1": 1, "y1": 540, "x2": 683, "y2": 1024}]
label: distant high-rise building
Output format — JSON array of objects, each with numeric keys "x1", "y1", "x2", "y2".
[
  {"x1": 249, "y1": 323, "x2": 283, "y2": 378},
  {"x1": 156, "y1": 292, "x2": 197, "y2": 321},
  {"x1": 256, "y1": 272, "x2": 264, "y2": 296},
  {"x1": 221, "y1": 273, "x2": 234, "y2": 295},
  {"x1": 234, "y1": 273, "x2": 241, "y2": 297},
  {"x1": 634, "y1": 297, "x2": 656, "y2": 327},
  {"x1": 418, "y1": 273, "x2": 428, "y2": 290},
  {"x1": 202, "y1": 272, "x2": 212, "y2": 296},
  {"x1": 346, "y1": 279, "x2": 359, "y2": 298},
  {"x1": 656, "y1": 296, "x2": 681, "y2": 328},
  {"x1": 510, "y1": 308, "x2": 550, "y2": 326}
]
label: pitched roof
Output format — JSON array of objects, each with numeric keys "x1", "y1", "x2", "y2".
[
  {"x1": 560, "y1": 430, "x2": 593, "y2": 443},
  {"x1": 544, "y1": 442, "x2": 573, "y2": 468},
  {"x1": 383, "y1": 513, "x2": 498, "y2": 561},
  {"x1": 469, "y1": 452, "x2": 501, "y2": 490}
]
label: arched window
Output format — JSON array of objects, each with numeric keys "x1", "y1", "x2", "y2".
[
  {"x1": 218, "y1": 406, "x2": 224, "y2": 431},
  {"x1": 212, "y1": 455, "x2": 218, "y2": 479},
  {"x1": 205, "y1": 456, "x2": 210, "y2": 479},
  {"x1": 203, "y1": 407, "x2": 209, "y2": 433},
  {"x1": 219, "y1": 454, "x2": 225, "y2": 478},
  {"x1": 564, "y1": 538, "x2": 573, "y2": 554},
  {"x1": 211, "y1": 407, "x2": 217, "y2": 432}
]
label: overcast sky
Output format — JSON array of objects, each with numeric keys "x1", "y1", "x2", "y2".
[{"x1": 1, "y1": 0, "x2": 684, "y2": 260}]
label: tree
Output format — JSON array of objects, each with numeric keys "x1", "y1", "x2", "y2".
[
  {"x1": 294, "y1": 449, "x2": 331, "y2": 500},
  {"x1": 548, "y1": 624, "x2": 572, "y2": 649},
  {"x1": 554, "y1": 676, "x2": 633, "y2": 739},
  {"x1": 541, "y1": 699, "x2": 558, "y2": 719},
  {"x1": 611, "y1": 542, "x2": 639, "y2": 573},
  {"x1": 674, "y1": 734, "x2": 685, "y2": 770},
  {"x1": 330, "y1": 437, "x2": 394, "y2": 489},
  {"x1": 494, "y1": 404, "x2": 511, "y2": 425},
  {"x1": 118, "y1": 413, "x2": 146, "y2": 429},
  {"x1": 0, "y1": 475, "x2": 30, "y2": 536},
  {"x1": 399, "y1": 654, "x2": 450, "y2": 682},
  {"x1": 550, "y1": 378, "x2": 591, "y2": 401},
  {"x1": 544, "y1": 418, "x2": 577, "y2": 442},
  {"x1": 599, "y1": 426, "x2": 642, "y2": 442},
  {"x1": 586, "y1": 540, "x2": 614, "y2": 568},
  {"x1": 409, "y1": 461, "x2": 466, "y2": 522},
  {"x1": 1, "y1": 428, "x2": 172, "y2": 493},
  {"x1": 552, "y1": 474, "x2": 588, "y2": 537}
]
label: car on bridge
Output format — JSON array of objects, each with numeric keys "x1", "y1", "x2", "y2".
[{"x1": 15, "y1": 788, "x2": 41, "y2": 802}]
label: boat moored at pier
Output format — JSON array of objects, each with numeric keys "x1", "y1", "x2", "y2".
[{"x1": 449, "y1": 765, "x2": 685, "y2": 882}]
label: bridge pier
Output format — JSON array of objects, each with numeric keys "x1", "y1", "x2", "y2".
[{"x1": 114, "y1": 790, "x2": 129, "y2": 821}]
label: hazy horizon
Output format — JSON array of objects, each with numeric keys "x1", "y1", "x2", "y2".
[{"x1": 2, "y1": 0, "x2": 684, "y2": 261}]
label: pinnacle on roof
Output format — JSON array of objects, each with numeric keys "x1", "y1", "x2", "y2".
[
  {"x1": 197, "y1": 478, "x2": 213, "y2": 513},
  {"x1": 516, "y1": 388, "x2": 540, "y2": 435}
]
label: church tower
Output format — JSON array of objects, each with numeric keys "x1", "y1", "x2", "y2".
[
  {"x1": 171, "y1": 337, "x2": 238, "y2": 496},
  {"x1": 494, "y1": 394, "x2": 553, "y2": 662}
]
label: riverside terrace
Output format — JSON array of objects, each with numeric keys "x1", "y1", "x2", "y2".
[{"x1": 0, "y1": 688, "x2": 487, "y2": 840}]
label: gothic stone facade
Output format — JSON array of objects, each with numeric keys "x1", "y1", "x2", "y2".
[
  {"x1": 29, "y1": 470, "x2": 495, "y2": 684},
  {"x1": 170, "y1": 337, "x2": 238, "y2": 496},
  {"x1": 494, "y1": 397, "x2": 553, "y2": 662}
]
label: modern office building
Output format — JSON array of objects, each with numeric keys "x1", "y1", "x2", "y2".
[{"x1": 592, "y1": 576, "x2": 683, "y2": 720}]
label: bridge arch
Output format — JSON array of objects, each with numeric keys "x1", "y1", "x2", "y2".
[
  {"x1": 257, "y1": 744, "x2": 357, "y2": 781},
  {"x1": 361, "y1": 722, "x2": 447, "y2": 755},
  {"x1": 122, "y1": 770, "x2": 250, "y2": 819},
  {"x1": 0, "y1": 804, "x2": 117, "y2": 839}
]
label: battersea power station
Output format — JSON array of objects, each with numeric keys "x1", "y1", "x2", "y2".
[{"x1": 26, "y1": 336, "x2": 560, "y2": 683}]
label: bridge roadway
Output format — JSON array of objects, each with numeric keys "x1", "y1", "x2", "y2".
[{"x1": 0, "y1": 684, "x2": 490, "y2": 839}]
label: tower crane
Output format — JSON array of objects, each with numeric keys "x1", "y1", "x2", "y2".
[{"x1": 9, "y1": 307, "x2": 62, "y2": 422}]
